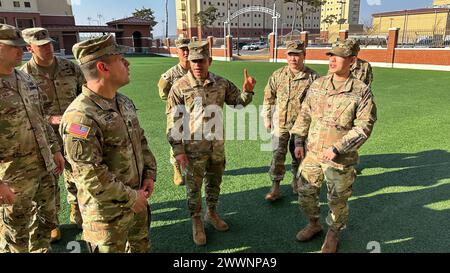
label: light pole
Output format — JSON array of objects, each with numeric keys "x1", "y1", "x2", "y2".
[{"x1": 337, "y1": 1, "x2": 346, "y2": 30}]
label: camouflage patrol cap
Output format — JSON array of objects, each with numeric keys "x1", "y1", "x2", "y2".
[
  {"x1": 286, "y1": 40, "x2": 305, "y2": 54},
  {"x1": 0, "y1": 24, "x2": 27, "y2": 47},
  {"x1": 22, "y1": 27, "x2": 55, "y2": 46},
  {"x1": 326, "y1": 40, "x2": 358, "y2": 58},
  {"x1": 188, "y1": 41, "x2": 210, "y2": 61},
  {"x1": 72, "y1": 34, "x2": 127, "y2": 65},
  {"x1": 347, "y1": 38, "x2": 361, "y2": 54},
  {"x1": 175, "y1": 37, "x2": 191, "y2": 49}
]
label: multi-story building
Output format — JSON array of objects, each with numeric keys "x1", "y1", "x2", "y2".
[
  {"x1": 320, "y1": 0, "x2": 363, "y2": 42},
  {"x1": 0, "y1": 0, "x2": 153, "y2": 54},
  {"x1": 0, "y1": 0, "x2": 74, "y2": 28},
  {"x1": 0, "y1": 0, "x2": 78, "y2": 53},
  {"x1": 176, "y1": 0, "x2": 321, "y2": 40},
  {"x1": 372, "y1": 7, "x2": 450, "y2": 45},
  {"x1": 434, "y1": 0, "x2": 450, "y2": 7}
]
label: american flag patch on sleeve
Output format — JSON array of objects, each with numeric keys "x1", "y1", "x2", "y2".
[{"x1": 68, "y1": 123, "x2": 91, "y2": 139}]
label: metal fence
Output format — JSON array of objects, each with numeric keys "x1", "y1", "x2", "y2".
[
  {"x1": 397, "y1": 28, "x2": 450, "y2": 48},
  {"x1": 348, "y1": 34, "x2": 388, "y2": 48}
]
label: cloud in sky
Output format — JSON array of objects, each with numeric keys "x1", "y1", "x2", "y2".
[{"x1": 367, "y1": 0, "x2": 382, "y2": 6}]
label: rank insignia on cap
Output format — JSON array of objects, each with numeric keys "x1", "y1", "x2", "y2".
[{"x1": 68, "y1": 123, "x2": 91, "y2": 139}]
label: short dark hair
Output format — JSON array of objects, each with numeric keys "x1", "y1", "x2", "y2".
[{"x1": 79, "y1": 55, "x2": 112, "y2": 81}]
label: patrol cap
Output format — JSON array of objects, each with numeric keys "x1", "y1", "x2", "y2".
[
  {"x1": 286, "y1": 40, "x2": 305, "y2": 54},
  {"x1": 347, "y1": 38, "x2": 361, "y2": 54},
  {"x1": 326, "y1": 40, "x2": 358, "y2": 58},
  {"x1": 22, "y1": 27, "x2": 55, "y2": 46},
  {"x1": 188, "y1": 41, "x2": 210, "y2": 61},
  {"x1": 0, "y1": 24, "x2": 27, "y2": 47},
  {"x1": 72, "y1": 34, "x2": 128, "y2": 65},
  {"x1": 175, "y1": 37, "x2": 191, "y2": 49}
]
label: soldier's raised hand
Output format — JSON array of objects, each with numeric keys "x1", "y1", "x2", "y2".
[{"x1": 243, "y1": 69, "x2": 256, "y2": 92}]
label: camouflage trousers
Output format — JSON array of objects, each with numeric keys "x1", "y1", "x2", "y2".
[
  {"x1": 270, "y1": 130, "x2": 300, "y2": 182},
  {"x1": 0, "y1": 155, "x2": 57, "y2": 253},
  {"x1": 185, "y1": 152, "x2": 225, "y2": 216},
  {"x1": 297, "y1": 153, "x2": 356, "y2": 232},
  {"x1": 83, "y1": 207, "x2": 151, "y2": 253}
]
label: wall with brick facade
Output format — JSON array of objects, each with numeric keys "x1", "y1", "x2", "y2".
[{"x1": 150, "y1": 29, "x2": 450, "y2": 71}]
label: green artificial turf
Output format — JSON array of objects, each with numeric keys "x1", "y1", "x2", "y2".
[{"x1": 52, "y1": 56, "x2": 450, "y2": 253}]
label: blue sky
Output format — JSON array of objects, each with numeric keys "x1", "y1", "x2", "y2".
[{"x1": 72, "y1": 0, "x2": 433, "y2": 37}]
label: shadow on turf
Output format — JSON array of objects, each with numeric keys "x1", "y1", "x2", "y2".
[{"x1": 150, "y1": 149, "x2": 450, "y2": 253}]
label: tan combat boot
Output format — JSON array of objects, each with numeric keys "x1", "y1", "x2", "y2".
[
  {"x1": 291, "y1": 177, "x2": 299, "y2": 194},
  {"x1": 321, "y1": 229, "x2": 339, "y2": 253},
  {"x1": 70, "y1": 204, "x2": 83, "y2": 229},
  {"x1": 296, "y1": 218, "x2": 323, "y2": 242},
  {"x1": 173, "y1": 164, "x2": 184, "y2": 186},
  {"x1": 265, "y1": 181, "x2": 282, "y2": 202},
  {"x1": 205, "y1": 208, "x2": 229, "y2": 232},
  {"x1": 50, "y1": 227, "x2": 61, "y2": 243},
  {"x1": 192, "y1": 215, "x2": 206, "y2": 246}
]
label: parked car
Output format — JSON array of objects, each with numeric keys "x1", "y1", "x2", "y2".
[
  {"x1": 242, "y1": 42, "x2": 267, "y2": 51},
  {"x1": 233, "y1": 42, "x2": 247, "y2": 50},
  {"x1": 242, "y1": 43, "x2": 255, "y2": 50}
]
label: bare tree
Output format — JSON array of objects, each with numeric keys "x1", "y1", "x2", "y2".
[{"x1": 285, "y1": 0, "x2": 325, "y2": 36}]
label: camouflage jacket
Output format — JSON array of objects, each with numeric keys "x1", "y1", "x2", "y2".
[
  {"x1": 167, "y1": 71, "x2": 253, "y2": 156},
  {"x1": 262, "y1": 66, "x2": 319, "y2": 131},
  {"x1": 158, "y1": 63, "x2": 189, "y2": 101},
  {"x1": 0, "y1": 70, "x2": 60, "y2": 172},
  {"x1": 21, "y1": 56, "x2": 85, "y2": 123},
  {"x1": 60, "y1": 86, "x2": 157, "y2": 223},
  {"x1": 351, "y1": 58, "x2": 373, "y2": 87},
  {"x1": 291, "y1": 74, "x2": 377, "y2": 169}
]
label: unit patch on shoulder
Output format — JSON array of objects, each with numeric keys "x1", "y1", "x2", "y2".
[{"x1": 68, "y1": 123, "x2": 91, "y2": 139}]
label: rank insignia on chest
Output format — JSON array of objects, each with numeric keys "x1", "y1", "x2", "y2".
[{"x1": 68, "y1": 123, "x2": 91, "y2": 139}]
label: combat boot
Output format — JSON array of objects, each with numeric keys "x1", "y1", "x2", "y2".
[
  {"x1": 265, "y1": 181, "x2": 282, "y2": 202},
  {"x1": 173, "y1": 165, "x2": 184, "y2": 186},
  {"x1": 321, "y1": 229, "x2": 339, "y2": 253},
  {"x1": 296, "y1": 218, "x2": 323, "y2": 242},
  {"x1": 291, "y1": 177, "x2": 299, "y2": 194},
  {"x1": 50, "y1": 227, "x2": 61, "y2": 243},
  {"x1": 192, "y1": 216, "x2": 206, "y2": 246},
  {"x1": 205, "y1": 208, "x2": 229, "y2": 232},
  {"x1": 70, "y1": 204, "x2": 83, "y2": 229}
]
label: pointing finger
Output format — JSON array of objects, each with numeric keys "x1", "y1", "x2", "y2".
[{"x1": 244, "y1": 69, "x2": 249, "y2": 80}]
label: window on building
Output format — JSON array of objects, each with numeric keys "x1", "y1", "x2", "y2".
[
  {"x1": 0, "y1": 18, "x2": 5, "y2": 24},
  {"x1": 13, "y1": 1, "x2": 20, "y2": 7},
  {"x1": 16, "y1": 18, "x2": 34, "y2": 29},
  {"x1": 24, "y1": 1, "x2": 31, "y2": 8}
]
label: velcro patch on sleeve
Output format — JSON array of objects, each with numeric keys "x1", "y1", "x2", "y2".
[{"x1": 68, "y1": 123, "x2": 91, "y2": 139}]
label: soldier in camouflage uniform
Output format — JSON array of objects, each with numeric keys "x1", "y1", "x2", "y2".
[
  {"x1": 158, "y1": 37, "x2": 190, "y2": 186},
  {"x1": 0, "y1": 24, "x2": 65, "y2": 253},
  {"x1": 167, "y1": 41, "x2": 256, "y2": 246},
  {"x1": 291, "y1": 40, "x2": 377, "y2": 253},
  {"x1": 61, "y1": 34, "x2": 157, "y2": 253},
  {"x1": 348, "y1": 39, "x2": 373, "y2": 87},
  {"x1": 21, "y1": 27, "x2": 86, "y2": 241},
  {"x1": 262, "y1": 40, "x2": 319, "y2": 202}
]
